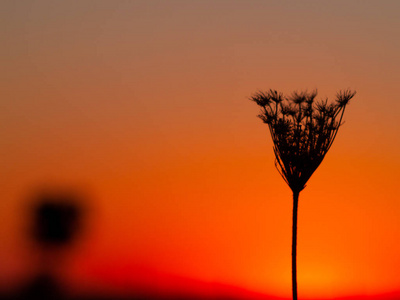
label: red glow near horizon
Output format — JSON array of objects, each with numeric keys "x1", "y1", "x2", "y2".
[{"x1": 65, "y1": 258, "x2": 400, "y2": 300}]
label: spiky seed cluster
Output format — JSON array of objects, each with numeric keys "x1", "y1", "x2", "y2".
[{"x1": 251, "y1": 89, "x2": 356, "y2": 193}]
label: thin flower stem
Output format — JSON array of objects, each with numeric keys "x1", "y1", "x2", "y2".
[{"x1": 292, "y1": 191, "x2": 299, "y2": 300}]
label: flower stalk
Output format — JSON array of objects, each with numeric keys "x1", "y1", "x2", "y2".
[{"x1": 250, "y1": 89, "x2": 356, "y2": 300}]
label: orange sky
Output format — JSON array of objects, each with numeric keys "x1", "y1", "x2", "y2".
[{"x1": 1, "y1": 1, "x2": 400, "y2": 299}]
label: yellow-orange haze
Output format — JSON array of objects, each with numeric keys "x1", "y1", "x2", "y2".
[{"x1": 1, "y1": 1, "x2": 400, "y2": 299}]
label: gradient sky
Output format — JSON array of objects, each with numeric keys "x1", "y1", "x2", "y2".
[{"x1": 1, "y1": 1, "x2": 400, "y2": 299}]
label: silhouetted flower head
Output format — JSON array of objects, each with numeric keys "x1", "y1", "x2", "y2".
[{"x1": 250, "y1": 89, "x2": 356, "y2": 193}]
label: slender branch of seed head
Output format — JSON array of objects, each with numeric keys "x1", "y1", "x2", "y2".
[
  {"x1": 325, "y1": 105, "x2": 346, "y2": 153},
  {"x1": 274, "y1": 147, "x2": 290, "y2": 186}
]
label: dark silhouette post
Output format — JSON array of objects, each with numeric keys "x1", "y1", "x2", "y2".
[
  {"x1": 250, "y1": 89, "x2": 356, "y2": 300},
  {"x1": 23, "y1": 190, "x2": 85, "y2": 299}
]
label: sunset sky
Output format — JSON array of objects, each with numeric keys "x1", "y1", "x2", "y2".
[{"x1": 1, "y1": 1, "x2": 400, "y2": 299}]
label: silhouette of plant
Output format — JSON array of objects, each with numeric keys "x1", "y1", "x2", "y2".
[{"x1": 250, "y1": 89, "x2": 356, "y2": 300}]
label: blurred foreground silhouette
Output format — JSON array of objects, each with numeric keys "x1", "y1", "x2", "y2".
[
  {"x1": 16, "y1": 189, "x2": 85, "y2": 300},
  {"x1": 33, "y1": 196, "x2": 82, "y2": 246}
]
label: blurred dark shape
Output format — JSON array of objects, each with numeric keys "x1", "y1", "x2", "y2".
[
  {"x1": 31, "y1": 190, "x2": 84, "y2": 247},
  {"x1": 17, "y1": 272, "x2": 64, "y2": 300},
  {"x1": 34, "y1": 198, "x2": 81, "y2": 246},
  {"x1": 16, "y1": 188, "x2": 88, "y2": 299}
]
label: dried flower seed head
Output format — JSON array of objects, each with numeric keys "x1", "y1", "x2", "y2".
[
  {"x1": 250, "y1": 91, "x2": 272, "y2": 107},
  {"x1": 269, "y1": 89, "x2": 284, "y2": 103},
  {"x1": 336, "y1": 90, "x2": 357, "y2": 107},
  {"x1": 250, "y1": 89, "x2": 356, "y2": 193}
]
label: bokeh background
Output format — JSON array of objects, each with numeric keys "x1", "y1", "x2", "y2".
[{"x1": 1, "y1": 0, "x2": 400, "y2": 299}]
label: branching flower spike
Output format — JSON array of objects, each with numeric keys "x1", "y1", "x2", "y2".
[
  {"x1": 250, "y1": 89, "x2": 356, "y2": 300},
  {"x1": 251, "y1": 89, "x2": 356, "y2": 193}
]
